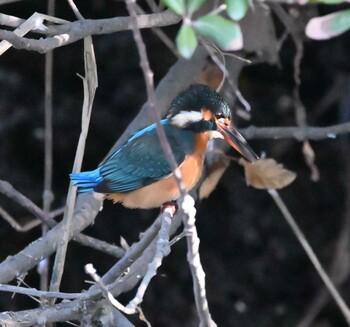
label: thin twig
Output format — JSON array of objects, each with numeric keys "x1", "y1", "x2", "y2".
[
  {"x1": 134, "y1": 3, "x2": 178, "y2": 58},
  {"x1": 268, "y1": 189, "x2": 350, "y2": 325},
  {"x1": 272, "y1": 5, "x2": 319, "y2": 181},
  {"x1": 124, "y1": 4, "x2": 215, "y2": 325},
  {"x1": 125, "y1": 207, "x2": 172, "y2": 312},
  {"x1": 296, "y1": 139, "x2": 350, "y2": 327},
  {"x1": 0, "y1": 180, "x2": 119, "y2": 261},
  {"x1": 40, "y1": 0, "x2": 55, "y2": 293},
  {"x1": 0, "y1": 180, "x2": 55, "y2": 227},
  {"x1": 125, "y1": 0, "x2": 185, "y2": 193},
  {"x1": 0, "y1": 284, "x2": 81, "y2": 299},
  {"x1": 85, "y1": 207, "x2": 173, "y2": 315},
  {"x1": 0, "y1": 193, "x2": 102, "y2": 285},
  {"x1": 241, "y1": 122, "x2": 350, "y2": 140},
  {"x1": 49, "y1": 1, "x2": 97, "y2": 298},
  {"x1": 73, "y1": 233, "x2": 125, "y2": 259},
  {"x1": 0, "y1": 204, "x2": 63, "y2": 232},
  {"x1": 181, "y1": 195, "x2": 217, "y2": 327},
  {"x1": 0, "y1": 205, "x2": 41, "y2": 232}
]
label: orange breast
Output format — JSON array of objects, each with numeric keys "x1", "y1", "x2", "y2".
[{"x1": 106, "y1": 132, "x2": 209, "y2": 209}]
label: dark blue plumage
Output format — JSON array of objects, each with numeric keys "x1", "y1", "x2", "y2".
[{"x1": 70, "y1": 119, "x2": 196, "y2": 194}]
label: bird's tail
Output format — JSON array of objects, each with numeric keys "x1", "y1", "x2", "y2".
[{"x1": 70, "y1": 168, "x2": 103, "y2": 193}]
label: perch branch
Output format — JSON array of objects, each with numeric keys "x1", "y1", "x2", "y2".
[{"x1": 181, "y1": 194, "x2": 217, "y2": 327}]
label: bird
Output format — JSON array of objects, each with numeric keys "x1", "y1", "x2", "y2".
[{"x1": 70, "y1": 84, "x2": 258, "y2": 209}]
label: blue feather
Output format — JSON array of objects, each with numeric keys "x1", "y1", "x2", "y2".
[
  {"x1": 70, "y1": 119, "x2": 196, "y2": 194},
  {"x1": 70, "y1": 168, "x2": 103, "y2": 193}
]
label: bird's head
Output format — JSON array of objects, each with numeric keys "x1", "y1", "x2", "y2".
[{"x1": 168, "y1": 84, "x2": 259, "y2": 162}]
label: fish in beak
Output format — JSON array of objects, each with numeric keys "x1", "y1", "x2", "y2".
[{"x1": 216, "y1": 119, "x2": 259, "y2": 162}]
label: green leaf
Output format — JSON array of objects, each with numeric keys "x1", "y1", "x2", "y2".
[
  {"x1": 194, "y1": 14, "x2": 243, "y2": 51},
  {"x1": 306, "y1": 9, "x2": 350, "y2": 40},
  {"x1": 176, "y1": 25, "x2": 198, "y2": 59},
  {"x1": 225, "y1": 0, "x2": 249, "y2": 21},
  {"x1": 161, "y1": 0, "x2": 185, "y2": 15},
  {"x1": 187, "y1": 0, "x2": 205, "y2": 14}
]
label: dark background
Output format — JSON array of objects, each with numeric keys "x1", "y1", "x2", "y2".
[{"x1": 0, "y1": 1, "x2": 350, "y2": 326}]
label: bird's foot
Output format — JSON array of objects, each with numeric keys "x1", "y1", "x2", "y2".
[{"x1": 161, "y1": 201, "x2": 178, "y2": 216}]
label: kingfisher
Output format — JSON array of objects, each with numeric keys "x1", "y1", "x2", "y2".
[{"x1": 70, "y1": 84, "x2": 258, "y2": 209}]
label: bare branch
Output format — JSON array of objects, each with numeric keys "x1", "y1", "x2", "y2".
[
  {"x1": 125, "y1": 207, "x2": 172, "y2": 312},
  {"x1": 40, "y1": 0, "x2": 56, "y2": 293},
  {"x1": 181, "y1": 195, "x2": 217, "y2": 327},
  {"x1": 0, "y1": 205, "x2": 41, "y2": 232},
  {"x1": 0, "y1": 11, "x2": 180, "y2": 53},
  {"x1": 0, "y1": 284, "x2": 80, "y2": 299},
  {"x1": 268, "y1": 189, "x2": 350, "y2": 325},
  {"x1": 0, "y1": 180, "x2": 55, "y2": 227},
  {"x1": 125, "y1": 0, "x2": 185, "y2": 193},
  {"x1": 73, "y1": 233, "x2": 125, "y2": 259},
  {"x1": 0, "y1": 193, "x2": 102, "y2": 284},
  {"x1": 49, "y1": 9, "x2": 98, "y2": 295},
  {"x1": 241, "y1": 122, "x2": 350, "y2": 141}
]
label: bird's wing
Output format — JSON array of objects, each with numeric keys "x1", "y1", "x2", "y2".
[{"x1": 95, "y1": 121, "x2": 194, "y2": 193}]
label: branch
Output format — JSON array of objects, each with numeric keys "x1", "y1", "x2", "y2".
[
  {"x1": 0, "y1": 193, "x2": 102, "y2": 284},
  {"x1": 0, "y1": 284, "x2": 80, "y2": 299},
  {"x1": 84, "y1": 207, "x2": 172, "y2": 316},
  {"x1": 0, "y1": 180, "x2": 55, "y2": 227},
  {"x1": 125, "y1": 207, "x2": 172, "y2": 312},
  {"x1": 180, "y1": 195, "x2": 217, "y2": 327},
  {"x1": 125, "y1": 0, "x2": 185, "y2": 192},
  {"x1": 49, "y1": 2, "x2": 98, "y2": 299},
  {"x1": 0, "y1": 205, "x2": 41, "y2": 232},
  {"x1": 0, "y1": 10, "x2": 180, "y2": 53},
  {"x1": 241, "y1": 122, "x2": 350, "y2": 140},
  {"x1": 268, "y1": 189, "x2": 350, "y2": 325},
  {"x1": 40, "y1": 0, "x2": 55, "y2": 292},
  {"x1": 73, "y1": 233, "x2": 125, "y2": 259}
]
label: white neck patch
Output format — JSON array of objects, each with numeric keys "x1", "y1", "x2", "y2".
[{"x1": 170, "y1": 111, "x2": 203, "y2": 128}]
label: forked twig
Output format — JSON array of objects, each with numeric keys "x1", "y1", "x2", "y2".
[{"x1": 0, "y1": 12, "x2": 68, "y2": 56}]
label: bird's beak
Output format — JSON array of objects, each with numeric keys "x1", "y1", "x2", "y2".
[{"x1": 216, "y1": 119, "x2": 259, "y2": 162}]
